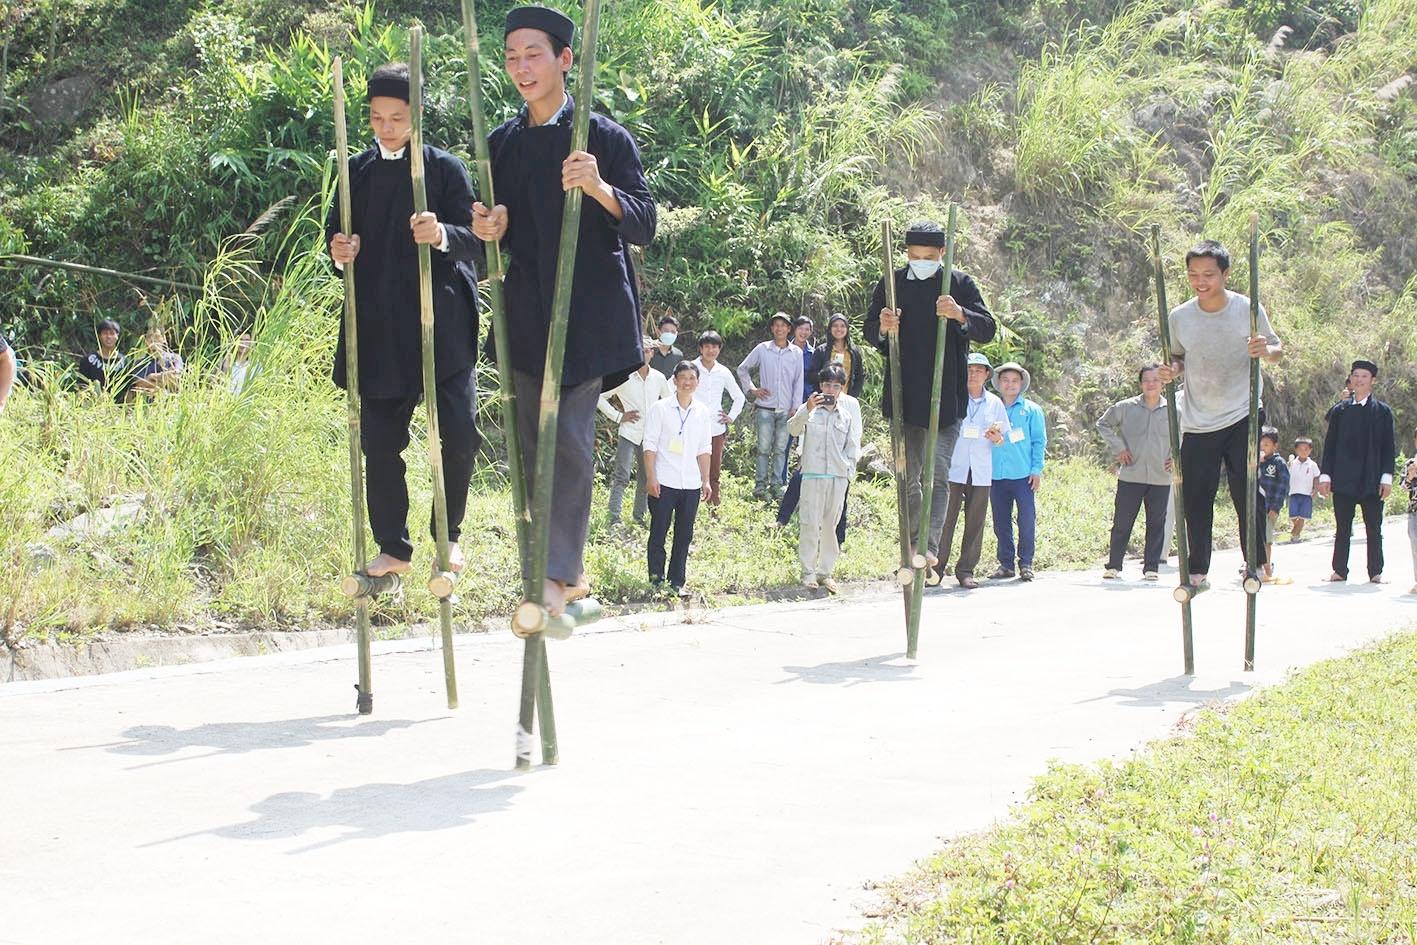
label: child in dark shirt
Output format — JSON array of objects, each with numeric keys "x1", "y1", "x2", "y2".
[{"x1": 1258, "y1": 427, "x2": 1290, "y2": 583}]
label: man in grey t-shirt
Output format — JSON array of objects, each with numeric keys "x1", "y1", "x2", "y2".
[{"x1": 1157, "y1": 240, "x2": 1282, "y2": 589}]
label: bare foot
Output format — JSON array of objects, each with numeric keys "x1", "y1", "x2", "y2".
[
  {"x1": 543, "y1": 578, "x2": 567, "y2": 617},
  {"x1": 366, "y1": 553, "x2": 413, "y2": 577},
  {"x1": 564, "y1": 574, "x2": 591, "y2": 603},
  {"x1": 447, "y1": 542, "x2": 465, "y2": 573}
]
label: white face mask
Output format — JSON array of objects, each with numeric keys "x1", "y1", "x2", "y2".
[
  {"x1": 908, "y1": 259, "x2": 941, "y2": 280},
  {"x1": 659, "y1": 331, "x2": 677, "y2": 347}
]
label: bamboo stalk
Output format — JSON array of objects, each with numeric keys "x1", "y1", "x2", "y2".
[
  {"x1": 1151, "y1": 225, "x2": 1194, "y2": 675},
  {"x1": 458, "y1": 0, "x2": 555, "y2": 769},
  {"x1": 409, "y1": 25, "x2": 460, "y2": 709},
  {"x1": 1, "y1": 253, "x2": 204, "y2": 292},
  {"x1": 880, "y1": 221, "x2": 915, "y2": 628},
  {"x1": 905, "y1": 205, "x2": 956, "y2": 659},
  {"x1": 1244, "y1": 214, "x2": 1261, "y2": 671},
  {"x1": 333, "y1": 57, "x2": 375, "y2": 715}
]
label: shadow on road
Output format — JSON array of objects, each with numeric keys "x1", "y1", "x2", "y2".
[
  {"x1": 777, "y1": 653, "x2": 917, "y2": 686},
  {"x1": 143, "y1": 768, "x2": 523, "y2": 853},
  {"x1": 64, "y1": 714, "x2": 446, "y2": 768},
  {"x1": 1077, "y1": 675, "x2": 1251, "y2": 708}
]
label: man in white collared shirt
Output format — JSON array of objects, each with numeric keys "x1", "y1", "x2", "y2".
[
  {"x1": 691, "y1": 329, "x2": 745, "y2": 505},
  {"x1": 643, "y1": 361, "x2": 714, "y2": 595},
  {"x1": 598, "y1": 339, "x2": 670, "y2": 526},
  {"x1": 937, "y1": 353, "x2": 1009, "y2": 588}
]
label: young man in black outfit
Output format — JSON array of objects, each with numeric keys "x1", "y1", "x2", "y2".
[
  {"x1": 472, "y1": 5, "x2": 656, "y2": 615},
  {"x1": 326, "y1": 62, "x2": 482, "y2": 580},
  {"x1": 78, "y1": 319, "x2": 127, "y2": 399},
  {"x1": 1317, "y1": 358, "x2": 1396, "y2": 583},
  {"x1": 864, "y1": 220, "x2": 997, "y2": 570}
]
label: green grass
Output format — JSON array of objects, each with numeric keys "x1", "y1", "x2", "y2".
[{"x1": 850, "y1": 629, "x2": 1417, "y2": 944}]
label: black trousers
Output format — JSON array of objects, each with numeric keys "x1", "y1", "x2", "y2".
[
  {"x1": 1332, "y1": 492, "x2": 1385, "y2": 579},
  {"x1": 361, "y1": 366, "x2": 480, "y2": 561},
  {"x1": 648, "y1": 485, "x2": 701, "y2": 588},
  {"x1": 1180, "y1": 415, "x2": 1268, "y2": 575},
  {"x1": 1107, "y1": 481, "x2": 1170, "y2": 572}
]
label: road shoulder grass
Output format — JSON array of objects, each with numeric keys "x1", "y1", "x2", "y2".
[{"x1": 848, "y1": 628, "x2": 1417, "y2": 944}]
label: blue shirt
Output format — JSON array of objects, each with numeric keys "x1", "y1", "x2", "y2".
[
  {"x1": 992, "y1": 396, "x2": 1047, "y2": 480},
  {"x1": 948, "y1": 391, "x2": 1011, "y2": 485}
]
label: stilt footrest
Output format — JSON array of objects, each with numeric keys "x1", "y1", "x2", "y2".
[{"x1": 341, "y1": 572, "x2": 402, "y2": 599}]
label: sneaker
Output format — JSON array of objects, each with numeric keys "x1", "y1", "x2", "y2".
[
  {"x1": 821, "y1": 578, "x2": 840, "y2": 594},
  {"x1": 1327, "y1": 572, "x2": 1346, "y2": 582},
  {"x1": 1018, "y1": 568, "x2": 1034, "y2": 582},
  {"x1": 958, "y1": 574, "x2": 979, "y2": 589},
  {"x1": 676, "y1": 584, "x2": 692, "y2": 598},
  {"x1": 1143, "y1": 571, "x2": 1159, "y2": 581},
  {"x1": 1370, "y1": 574, "x2": 1385, "y2": 584},
  {"x1": 1103, "y1": 568, "x2": 1120, "y2": 580},
  {"x1": 1408, "y1": 584, "x2": 1417, "y2": 595},
  {"x1": 988, "y1": 566, "x2": 1015, "y2": 580},
  {"x1": 802, "y1": 574, "x2": 819, "y2": 589}
]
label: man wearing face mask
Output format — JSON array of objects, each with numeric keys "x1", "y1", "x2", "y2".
[
  {"x1": 865, "y1": 220, "x2": 997, "y2": 570},
  {"x1": 649, "y1": 313, "x2": 683, "y2": 379}
]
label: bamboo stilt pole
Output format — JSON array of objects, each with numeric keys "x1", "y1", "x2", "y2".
[
  {"x1": 1244, "y1": 214, "x2": 1262, "y2": 671},
  {"x1": 0, "y1": 253, "x2": 204, "y2": 292},
  {"x1": 459, "y1": 0, "x2": 557, "y2": 769},
  {"x1": 905, "y1": 205, "x2": 956, "y2": 659},
  {"x1": 409, "y1": 25, "x2": 460, "y2": 709},
  {"x1": 1151, "y1": 225, "x2": 1195, "y2": 675},
  {"x1": 332, "y1": 57, "x2": 376, "y2": 715},
  {"x1": 880, "y1": 221, "x2": 915, "y2": 626}
]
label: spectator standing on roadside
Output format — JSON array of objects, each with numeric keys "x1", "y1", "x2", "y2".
[
  {"x1": 643, "y1": 361, "x2": 713, "y2": 596},
  {"x1": 1097, "y1": 363, "x2": 1172, "y2": 581},
  {"x1": 597, "y1": 339, "x2": 670, "y2": 527},
  {"x1": 690, "y1": 330, "x2": 745, "y2": 507},
  {"x1": 737, "y1": 312, "x2": 803, "y2": 500},
  {"x1": 1257, "y1": 427, "x2": 1290, "y2": 583},
  {"x1": 988, "y1": 361, "x2": 1047, "y2": 582},
  {"x1": 1286, "y1": 436, "x2": 1320, "y2": 541},
  {"x1": 1317, "y1": 358, "x2": 1396, "y2": 584},
  {"x1": 648, "y1": 313, "x2": 683, "y2": 379},
  {"x1": 788, "y1": 364, "x2": 861, "y2": 593},
  {"x1": 936, "y1": 353, "x2": 1008, "y2": 589}
]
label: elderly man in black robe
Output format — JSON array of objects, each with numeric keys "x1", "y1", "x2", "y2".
[
  {"x1": 864, "y1": 220, "x2": 996, "y2": 573},
  {"x1": 1316, "y1": 358, "x2": 1396, "y2": 583},
  {"x1": 473, "y1": 5, "x2": 656, "y2": 615},
  {"x1": 325, "y1": 62, "x2": 482, "y2": 580}
]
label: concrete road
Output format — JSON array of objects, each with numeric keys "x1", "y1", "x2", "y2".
[{"x1": 2, "y1": 527, "x2": 1414, "y2": 945}]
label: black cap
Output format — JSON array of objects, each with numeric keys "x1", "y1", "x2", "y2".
[
  {"x1": 1351, "y1": 358, "x2": 1378, "y2": 377},
  {"x1": 505, "y1": 6, "x2": 575, "y2": 47},
  {"x1": 366, "y1": 63, "x2": 411, "y2": 103},
  {"x1": 905, "y1": 221, "x2": 945, "y2": 248}
]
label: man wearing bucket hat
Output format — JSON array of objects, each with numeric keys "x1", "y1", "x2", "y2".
[
  {"x1": 865, "y1": 219, "x2": 998, "y2": 569},
  {"x1": 937, "y1": 352, "x2": 1009, "y2": 588},
  {"x1": 1315, "y1": 358, "x2": 1396, "y2": 583},
  {"x1": 988, "y1": 360, "x2": 1048, "y2": 581}
]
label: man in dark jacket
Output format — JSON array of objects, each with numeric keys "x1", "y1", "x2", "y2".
[
  {"x1": 1317, "y1": 358, "x2": 1396, "y2": 583},
  {"x1": 865, "y1": 220, "x2": 996, "y2": 567},
  {"x1": 326, "y1": 62, "x2": 482, "y2": 580},
  {"x1": 472, "y1": 5, "x2": 656, "y2": 615}
]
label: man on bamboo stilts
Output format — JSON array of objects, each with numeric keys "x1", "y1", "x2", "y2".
[
  {"x1": 326, "y1": 63, "x2": 483, "y2": 580},
  {"x1": 472, "y1": 5, "x2": 657, "y2": 616},
  {"x1": 1156, "y1": 240, "x2": 1281, "y2": 592},
  {"x1": 864, "y1": 220, "x2": 996, "y2": 578}
]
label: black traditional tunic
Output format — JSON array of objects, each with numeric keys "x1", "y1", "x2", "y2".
[
  {"x1": 323, "y1": 144, "x2": 480, "y2": 399},
  {"x1": 863, "y1": 268, "x2": 996, "y2": 430},
  {"x1": 1321, "y1": 397, "x2": 1397, "y2": 497},
  {"x1": 485, "y1": 95, "x2": 656, "y2": 390}
]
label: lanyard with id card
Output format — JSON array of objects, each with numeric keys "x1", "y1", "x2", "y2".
[{"x1": 669, "y1": 404, "x2": 691, "y2": 455}]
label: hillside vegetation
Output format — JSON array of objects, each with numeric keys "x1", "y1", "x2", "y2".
[{"x1": 1, "y1": 0, "x2": 1414, "y2": 636}]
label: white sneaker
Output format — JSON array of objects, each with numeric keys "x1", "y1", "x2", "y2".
[
  {"x1": 1103, "y1": 568, "x2": 1120, "y2": 580},
  {"x1": 1143, "y1": 571, "x2": 1158, "y2": 581}
]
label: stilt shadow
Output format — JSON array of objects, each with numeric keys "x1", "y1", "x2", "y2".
[
  {"x1": 777, "y1": 653, "x2": 917, "y2": 686},
  {"x1": 65, "y1": 714, "x2": 445, "y2": 768},
  {"x1": 1076, "y1": 675, "x2": 1251, "y2": 709},
  {"x1": 144, "y1": 768, "x2": 522, "y2": 854}
]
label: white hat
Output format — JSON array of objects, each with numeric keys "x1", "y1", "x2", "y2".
[{"x1": 991, "y1": 360, "x2": 1031, "y2": 394}]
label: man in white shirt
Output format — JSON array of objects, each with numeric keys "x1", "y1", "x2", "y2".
[
  {"x1": 691, "y1": 329, "x2": 745, "y2": 506},
  {"x1": 1286, "y1": 436, "x2": 1320, "y2": 541},
  {"x1": 936, "y1": 353, "x2": 1009, "y2": 588},
  {"x1": 597, "y1": 339, "x2": 671, "y2": 526},
  {"x1": 643, "y1": 361, "x2": 714, "y2": 595}
]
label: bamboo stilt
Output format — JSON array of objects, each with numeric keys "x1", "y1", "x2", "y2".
[
  {"x1": 1151, "y1": 225, "x2": 1194, "y2": 676},
  {"x1": 409, "y1": 26, "x2": 460, "y2": 709},
  {"x1": 333, "y1": 57, "x2": 375, "y2": 715},
  {"x1": 1244, "y1": 214, "x2": 1262, "y2": 671},
  {"x1": 880, "y1": 221, "x2": 915, "y2": 624},
  {"x1": 0, "y1": 253, "x2": 204, "y2": 292},
  {"x1": 905, "y1": 205, "x2": 956, "y2": 658}
]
